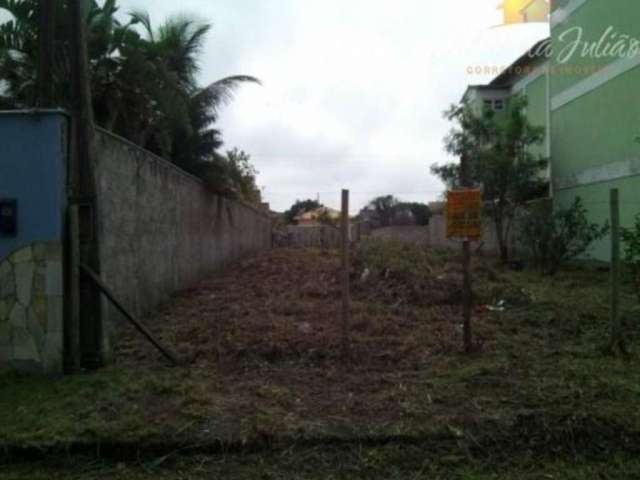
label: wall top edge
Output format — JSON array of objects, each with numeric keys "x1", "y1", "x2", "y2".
[
  {"x1": 0, "y1": 109, "x2": 69, "y2": 117},
  {"x1": 96, "y1": 128, "x2": 272, "y2": 220}
]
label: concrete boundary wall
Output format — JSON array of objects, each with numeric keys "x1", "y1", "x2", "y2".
[
  {"x1": 427, "y1": 214, "x2": 518, "y2": 256},
  {"x1": 369, "y1": 226, "x2": 430, "y2": 244},
  {"x1": 95, "y1": 130, "x2": 272, "y2": 351},
  {"x1": 274, "y1": 223, "x2": 370, "y2": 249}
]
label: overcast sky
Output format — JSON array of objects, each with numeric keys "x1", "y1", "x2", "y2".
[{"x1": 118, "y1": 0, "x2": 548, "y2": 212}]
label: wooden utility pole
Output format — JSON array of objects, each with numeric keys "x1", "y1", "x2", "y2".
[
  {"x1": 460, "y1": 155, "x2": 473, "y2": 353},
  {"x1": 36, "y1": 0, "x2": 56, "y2": 107},
  {"x1": 608, "y1": 189, "x2": 626, "y2": 355},
  {"x1": 68, "y1": 0, "x2": 103, "y2": 370},
  {"x1": 341, "y1": 189, "x2": 352, "y2": 363}
]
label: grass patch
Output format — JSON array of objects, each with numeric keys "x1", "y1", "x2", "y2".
[
  {"x1": 4, "y1": 446, "x2": 640, "y2": 479},
  {"x1": 1, "y1": 245, "x2": 639, "y2": 473}
]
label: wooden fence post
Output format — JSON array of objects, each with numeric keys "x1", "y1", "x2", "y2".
[
  {"x1": 460, "y1": 155, "x2": 473, "y2": 353},
  {"x1": 341, "y1": 189, "x2": 352, "y2": 363},
  {"x1": 608, "y1": 188, "x2": 626, "y2": 355}
]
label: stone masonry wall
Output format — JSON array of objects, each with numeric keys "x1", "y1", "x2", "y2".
[{"x1": 0, "y1": 242, "x2": 64, "y2": 372}]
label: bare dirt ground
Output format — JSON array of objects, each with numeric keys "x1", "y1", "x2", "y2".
[
  {"x1": 109, "y1": 245, "x2": 639, "y2": 444},
  {"x1": 114, "y1": 247, "x2": 466, "y2": 439},
  {"x1": 2, "y1": 244, "x2": 640, "y2": 478}
]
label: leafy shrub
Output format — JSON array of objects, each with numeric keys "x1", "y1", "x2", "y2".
[
  {"x1": 352, "y1": 239, "x2": 459, "y2": 306},
  {"x1": 622, "y1": 214, "x2": 640, "y2": 302},
  {"x1": 520, "y1": 197, "x2": 610, "y2": 275}
]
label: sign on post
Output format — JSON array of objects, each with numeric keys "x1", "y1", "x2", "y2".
[{"x1": 446, "y1": 189, "x2": 483, "y2": 240}]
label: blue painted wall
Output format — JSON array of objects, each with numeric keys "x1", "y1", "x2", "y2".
[{"x1": 0, "y1": 111, "x2": 67, "y2": 259}]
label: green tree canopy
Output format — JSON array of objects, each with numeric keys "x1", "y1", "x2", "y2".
[
  {"x1": 0, "y1": 0, "x2": 260, "y2": 195},
  {"x1": 204, "y1": 148, "x2": 262, "y2": 205},
  {"x1": 284, "y1": 199, "x2": 324, "y2": 225},
  {"x1": 361, "y1": 195, "x2": 399, "y2": 227},
  {"x1": 399, "y1": 202, "x2": 431, "y2": 226},
  {"x1": 358, "y1": 196, "x2": 430, "y2": 227},
  {"x1": 432, "y1": 96, "x2": 549, "y2": 262}
]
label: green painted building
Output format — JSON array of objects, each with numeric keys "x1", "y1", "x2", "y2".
[
  {"x1": 463, "y1": 0, "x2": 640, "y2": 261},
  {"x1": 463, "y1": 39, "x2": 551, "y2": 176},
  {"x1": 550, "y1": 0, "x2": 640, "y2": 260}
]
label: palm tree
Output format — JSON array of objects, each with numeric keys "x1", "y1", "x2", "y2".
[
  {"x1": 0, "y1": 0, "x2": 124, "y2": 108},
  {"x1": 0, "y1": 1, "x2": 259, "y2": 183},
  {"x1": 127, "y1": 10, "x2": 260, "y2": 172},
  {"x1": 0, "y1": 0, "x2": 46, "y2": 107}
]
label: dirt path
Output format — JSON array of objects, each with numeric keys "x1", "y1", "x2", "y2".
[{"x1": 114, "y1": 248, "x2": 464, "y2": 438}]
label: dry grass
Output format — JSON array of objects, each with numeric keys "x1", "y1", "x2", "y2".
[{"x1": 1, "y1": 244, "x2": 639, "y2": 461}]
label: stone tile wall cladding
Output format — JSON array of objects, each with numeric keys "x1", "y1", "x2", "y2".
[{"x1": 0, "y1": 242, "x2": 63, "y2": 372}]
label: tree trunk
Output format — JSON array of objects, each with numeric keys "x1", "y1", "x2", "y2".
[
  {"x1": 494, "y1": 208, "x2": 509, "y2": 264},
  {"x1": 36, "y1": 0, "x2": 56, "y2": 107}
]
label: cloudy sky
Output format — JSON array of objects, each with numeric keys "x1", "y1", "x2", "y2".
[{"x1": 119, "y1": 0, "x2": 549, "y2": 212}]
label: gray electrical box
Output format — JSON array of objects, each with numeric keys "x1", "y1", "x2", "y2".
[{"x1": 0, "y1": 199, "x2": 17, "y2": 236}]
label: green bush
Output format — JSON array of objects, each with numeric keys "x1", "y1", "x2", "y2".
[
  {"x1": 520, "y1": 197, "x2": 609, "y2": 275},
  {"x1": 622, "y1": 214, "x2": 640, "y2": 302}
]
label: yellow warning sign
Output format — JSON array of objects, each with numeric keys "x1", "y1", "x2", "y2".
[{"x1": 446, "y1": 190, "x2": 483, "y2": 240}]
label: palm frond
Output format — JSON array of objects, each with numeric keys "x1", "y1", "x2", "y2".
[
  {"x1": 128, "y1": 9, "x2": 153, "y2": 42},
  {"x1": 195, "y1": 75, "x2": 261, "y2": 113}
]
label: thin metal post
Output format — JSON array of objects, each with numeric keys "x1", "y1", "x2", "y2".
[{"x1": 341, "y1": 189, "x2": 352, "y2": 363}]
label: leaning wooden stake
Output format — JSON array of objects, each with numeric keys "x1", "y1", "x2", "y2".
[
  {"x1": 341, "y1": 189, "x2": 352, "y2": 363},
  {"x1": 80, "y1": 265, "x2": 180, "y2": 366},
  {"x1": 608, "y1": 189, "x2": 627, "y2": 355}
]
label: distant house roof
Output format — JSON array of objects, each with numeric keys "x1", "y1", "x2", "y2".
[
  {"x1": 520, "y1": 0, "x2": 550, "y2": 23},
  {"x1": 489, "y1": 38, "x2": 550, "y2": 87},
  {"x1": 294, "y1": 207, "x2": 341, "y2": 223},
  {"x1": 462, "y1": 84, "x2": 509, "y2": 103},
  {"x1": 497, "y1": 0, "x2": 549, "y2": 25}
]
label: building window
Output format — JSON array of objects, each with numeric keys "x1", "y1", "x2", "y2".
[{"x1": 483, "y1": 98, "x2": 505, "y2": 112}]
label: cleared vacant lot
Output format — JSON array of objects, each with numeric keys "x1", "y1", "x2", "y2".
[{"x1": 2, "y1": 244, "x2": 639, "y2": 477}]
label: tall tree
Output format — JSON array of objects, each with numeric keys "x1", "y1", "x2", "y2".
[
  {"x1": 36, "y1": 0, "x2": 56, "y2": 106},
  {"x1": 363, "y1": 195, "x2": 399, "y2": 227},
  {"x1": 398, "y1": 202, "x2": 431, "y2": 226},
  {"x1": 126, "y1": 11, "x2": 260, "y2": 168},
  {"x1": 432, "y1": 97, "x2": 548, "y2": 263},
  {"x1": 0, "y1": 1, "x2": 260, "y2": 192}
]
